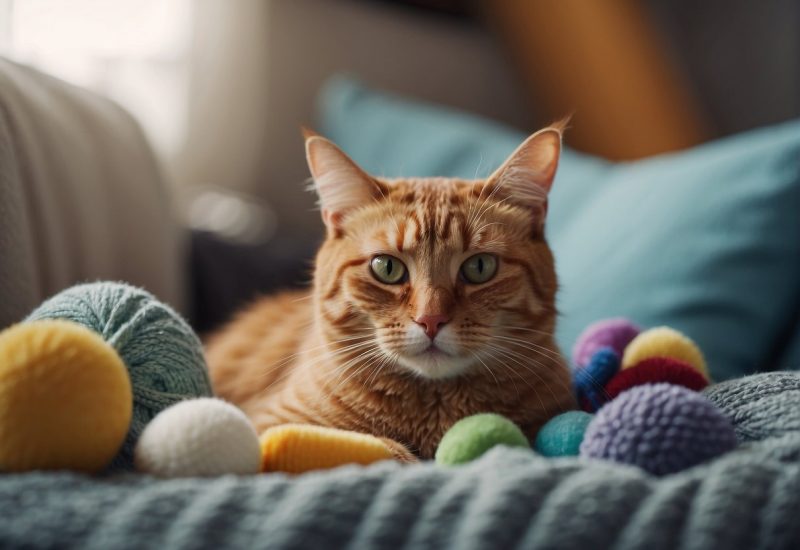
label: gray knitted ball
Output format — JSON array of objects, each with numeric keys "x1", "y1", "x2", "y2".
[
  {"x1": 580, "y1": 383, "x2": 737, "y2": 475},
  {"x1": 704, "y1": 372, "x2": 800, "y2": 443},
  {"x1": 26, "y1": 282, "x2": 213, "y2": 470}
]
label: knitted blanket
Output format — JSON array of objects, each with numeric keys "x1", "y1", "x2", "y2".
[{"x1": 1, "y1": 372, "x2": 799, "y2": 550}]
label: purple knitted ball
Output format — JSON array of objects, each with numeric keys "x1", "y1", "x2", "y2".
[
  {"x1": 572, "y1": 318, "x2": 641, "y2": 368},
  {"x1": 579, "y1": 384, "x2": 737, "y2": 476}
]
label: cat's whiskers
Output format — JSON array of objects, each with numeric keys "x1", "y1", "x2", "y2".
[
  {"x1": 494, "y1": 334, "x2": 566, "y2": 365},
  {"x1": 363, "y1": 349, "x2": 398, "y2": 389},
  {"x1": 474, "y1": 222, "x2": 505, "y2": 239},
  {"x1": 475, "y1": 347, "x2": 522, "y2": 401},
  {"x1": 254, "y1": 333, "x2": 375, "y2": 381},
  {"x1": 482, "y1": 344, "x2": 549, "y2": 407},
  {"x1": 468, "y1": 187, "x2": 511, "y2": 235},
  {"x1": 488, "y1": 349, "x2": 572, "y2": 416},
  {"x1": 295, "y1": 347, "x2": 383, "y2": 419},
  {"x1": 470, "y1": 351, "x2": 500, "y2": 389},
  {"x1": 318, "y1": 347, "x2": 385, "y2": 408},
  {"x1": 466, "y1": 170, "x2": 505, "y2": 229},
  {"x1": 492, "y1": 333, "x2": 565, "y2": 363},
  {"x1": 472, "y1": 197, "x2": 513, "y2": 242},
  {"x1": 495, "y1": 324, "x2": 559, "y2": 338},
  {"x1": 270, "y1": 328, "x2": 376, "y2": 392},
  {"x1": 494, "y1": 341, "x2": 570, "y2": 394},
  {"x1": 486, "y1": 338, "x2": 574, "y2": 399},
  {"x1": 254, "y1": 337, "x2": 380, "y2": 396},
  {"x1": 487, "y1": 344, "x2": 541, "y2": 400},
  {"x1": 472, "y1": 153, "x2": 485, "y2": 180}
]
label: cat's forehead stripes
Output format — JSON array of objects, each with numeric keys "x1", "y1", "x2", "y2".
[
  {"x1": 368, "y1": 178, "x2": 504, "y2": 253},
  {"x1": 378, "y1": 208, "x2": 465, "y2": 254}
]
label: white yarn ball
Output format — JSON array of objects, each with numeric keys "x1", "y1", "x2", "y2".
[{"x1": 134, "y1": 398, "x2": 261, "y2": 477}]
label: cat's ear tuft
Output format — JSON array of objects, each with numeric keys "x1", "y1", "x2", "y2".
[
  {"x1": 301, "y1": 126, "x2": 320, "y2": 140},
  {"x1": 305, "y1": 133, "x2": 383, "y2": 232},
  {"x1": 487, "y1": 124, "x2": 564, "y2": 215}
]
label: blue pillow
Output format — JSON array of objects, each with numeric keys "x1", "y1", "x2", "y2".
[{"x1": 318, "y1": 77, "x2": 800, "y2": 380}]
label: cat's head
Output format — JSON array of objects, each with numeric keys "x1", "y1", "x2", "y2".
[{"x1": 306, "y1": 125, "x2": 564, "y2": 380}]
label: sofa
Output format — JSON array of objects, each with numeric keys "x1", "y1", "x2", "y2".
[{"x1": 2, "y1": 59, "x2": 800, "y2": 550}]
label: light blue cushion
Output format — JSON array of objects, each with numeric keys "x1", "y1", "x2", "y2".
[{"x1": 318, "y1": 77, "x2": 800, "y2": 380}]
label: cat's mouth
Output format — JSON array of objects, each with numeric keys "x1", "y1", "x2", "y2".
[
  {"x1": 421, "y1": 342, "x2": 449, "y2": 357},
  {"x1": 393, "y1": 342, "x2": 473, "y2": 379}
]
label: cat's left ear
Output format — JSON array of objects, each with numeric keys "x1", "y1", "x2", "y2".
[
  {"x1": 486, "y1": 123, "x2": 564, "y2": 227},
  {"x1": 305, "y1": 130, "x2": 385, "y2": 234}
]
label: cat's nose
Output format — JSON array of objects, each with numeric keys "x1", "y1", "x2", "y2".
[{"x1": 414, "y1": 313, "x2": 451, "y2": 339}]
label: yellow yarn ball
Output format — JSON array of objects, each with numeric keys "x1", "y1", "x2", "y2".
[
  {"x1": 621, "y1": 326, "x2": 709, "y2": 379},
  {"x1": 0, "y1": 320, "x2": 132, "y2": 472}
]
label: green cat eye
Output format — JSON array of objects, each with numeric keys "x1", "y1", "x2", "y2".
[
  {"x1": 370, "y1": 255, "x2": 407, "y2": 284},
  {"x1": 460, "y1": 253, "x2": 498, "y2": 284}
]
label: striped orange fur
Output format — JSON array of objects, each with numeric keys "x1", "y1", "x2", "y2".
[{"x1": 206, "y1": 125, "x2": 576, "y2": 459}]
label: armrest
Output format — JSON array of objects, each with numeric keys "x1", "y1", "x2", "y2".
[{"x1": 0, "y1": 58, "x2": 184, "y2": 328}]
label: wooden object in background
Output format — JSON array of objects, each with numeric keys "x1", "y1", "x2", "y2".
[{"x1": 485, "y1": 0, "x2": 711, "y2": 160}]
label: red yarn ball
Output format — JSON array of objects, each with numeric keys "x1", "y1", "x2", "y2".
[{"x1": 604, "y1": 357, "x2": 709, "y2": 400}]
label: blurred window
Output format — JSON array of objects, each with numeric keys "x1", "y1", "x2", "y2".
[{"x1": 1, "y1": 0, "x2": 191, "y2": 157}]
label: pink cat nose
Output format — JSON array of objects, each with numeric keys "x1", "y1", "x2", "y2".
[{"x1": 414, "y1": 314, "x2": 451, "y2": 339}]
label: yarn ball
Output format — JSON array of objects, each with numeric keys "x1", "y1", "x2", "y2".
[
  {"x1": 621, "y1": 326, "x2": 708, "y2": 379},
  {"x1": 580, "y1": 384, "x2": 737, "y2": 475},
  {"x1": 573, "y1": 347, "x2": 620, "y2": 412},
  {"x1": 134, "y1": 398, "x2": 261, "y2": 477},
  {"x1": 604, "y1": 357, "x2": 709, "y2": 401},
  {"x1": 0, "y1": 320, "x2": 132, "y2": 472},
  {"x1": 704, "y1": 372, "x2": 800, "y2": 443},
  {"x1": 436, "y1": 413, "x2": 529, "y2": 466},
  {"x1": 572, "y1": 318, "x2": 641, "y2": 368},
  {"x1": 26, "y1": 282, "x2": 213, "y2": 469},
  {"x1": 534, "y1": 411, "x2": 593, "y2": 457}
]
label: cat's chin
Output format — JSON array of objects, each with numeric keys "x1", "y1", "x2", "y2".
[{"x1": 395, "y1": 349, "x2": 473, "y2": 380}]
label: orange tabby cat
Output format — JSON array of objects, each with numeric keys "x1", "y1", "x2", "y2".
[{"x1": 206, "y1": 124, "x2": 576, "y2": 459}]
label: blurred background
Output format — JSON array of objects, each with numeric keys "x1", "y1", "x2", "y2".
[{"x1": 1, "y1": 0, "x2": 798, "y2": 333}]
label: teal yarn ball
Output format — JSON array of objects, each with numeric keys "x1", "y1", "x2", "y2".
[
  {"x1": 26, "y1": 282, "x2": 213, "y2": 469},
  {"x1": 534, "y1": 411, "x2": 593, "y2": 457},
  {"x1": 435, "y1": 413, "x2": 530, "y2": 466}
]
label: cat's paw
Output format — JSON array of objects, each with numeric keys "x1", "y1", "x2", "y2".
[{"x1": 378, "y1": 437, "x2": 419, "y2": 464}]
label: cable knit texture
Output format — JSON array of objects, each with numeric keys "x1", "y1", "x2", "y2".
[
  {"x1": 25, "y1": 282, "x2": 212, "y2": 469},
  {"x1": 703, "y1": 371, "x2": 800, "y2": 442},
  {"x1": 0, "y1": 436, "x2": 799, "y2": 549}
]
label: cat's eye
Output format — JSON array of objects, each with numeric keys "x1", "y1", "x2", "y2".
[
  {"x1": 460, "y1": 253, "x2": 498, "y2": 284},
  {"x1": 370, "y1": 255, "x2": 407, "y2": 284}
]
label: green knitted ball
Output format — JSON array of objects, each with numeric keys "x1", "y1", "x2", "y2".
[
  {"x1": 26, "y1": 282, "x2": 213, "y2": 470},
  {"x1": 435, "y1": 413, "x2": 530, "y2": 466},
  {"x1": 534, "y1": 411, "x2": 593, "y2": 457}
]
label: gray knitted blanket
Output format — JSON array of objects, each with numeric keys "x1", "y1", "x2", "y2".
[{"x1": 1, "y1": 372, "x2": 799, "y2": 550}]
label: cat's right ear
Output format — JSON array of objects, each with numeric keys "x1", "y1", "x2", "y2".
[{"x1": 305, "y1": 133, "x2": 384, "y2": 234}]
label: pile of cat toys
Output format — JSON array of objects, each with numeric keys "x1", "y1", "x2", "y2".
[
  {"x1": 436, "y1": 318, "x2": 738, "y2": 476},
  {"x1": 0, "y1": 282, "x2": 398, "y2": 478}
]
